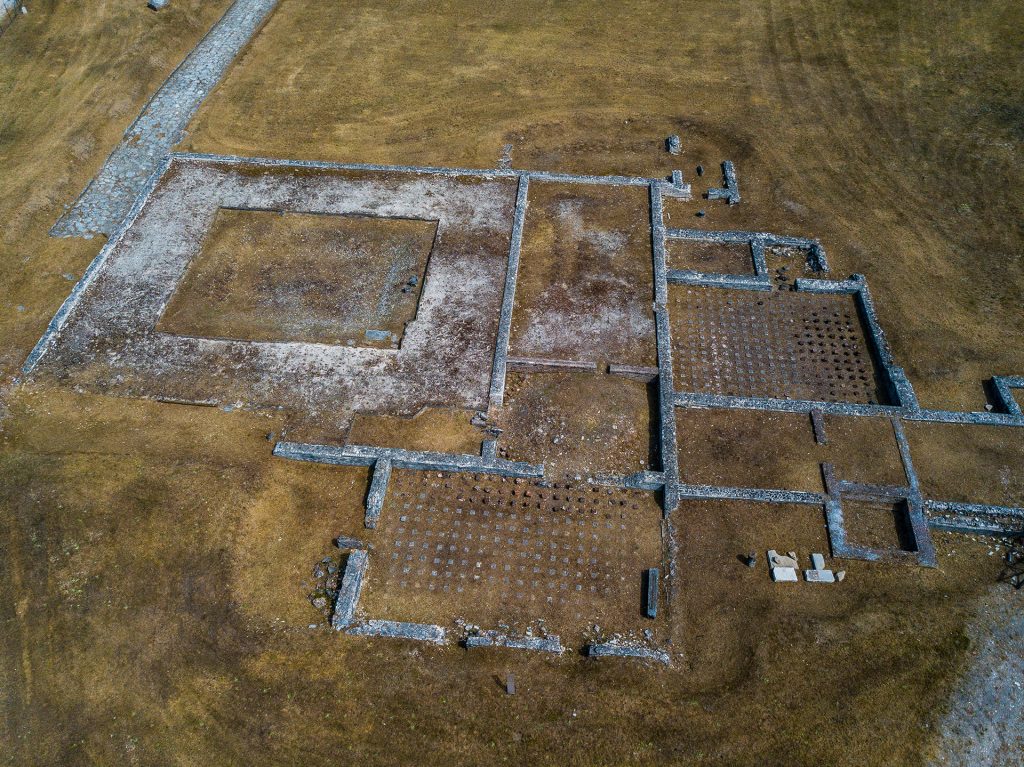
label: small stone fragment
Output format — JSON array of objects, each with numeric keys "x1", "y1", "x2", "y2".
[
  {"x1": 644, "y1": 568, "x2": 659, "y2": 618},
  {"x1": 768, "y1": 550, "x2": 799, "y2": 569},
  {"x1": 506, "y1": 674, "x2": 516, "y2": 695},
  {"x1": 666, "y1": 135, "x2": 681, "y2": 155}
]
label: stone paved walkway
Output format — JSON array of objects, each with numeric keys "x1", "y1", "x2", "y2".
[{"x1": 51, "y1": 0, "x2": 278, "y2": 238}]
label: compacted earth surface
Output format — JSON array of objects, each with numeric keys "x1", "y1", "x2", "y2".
[{"x1": 1, "y1": 1, "x2": 1023, "y2": 766}]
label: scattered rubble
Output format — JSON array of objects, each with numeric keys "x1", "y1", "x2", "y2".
[{"x1": 768, "y1": 550, "x2": 799, "y2": 569}]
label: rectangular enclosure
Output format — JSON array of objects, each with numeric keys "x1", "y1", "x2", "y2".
[
  {"x1": 159, "y1": 208, "x2": 437, "y2": 348},
  {"x1": 666, "y1": 238, "x2": 754, "y2": 275},
  {"x1": 510, "y1": 182, "x2": 656, "y2": 367},
  {"x1": 669, "y1": 285, "x2": 889, "y2": 404},
  {"x1": 358, "y1": 470, "x2": 665, "y2": 640}
]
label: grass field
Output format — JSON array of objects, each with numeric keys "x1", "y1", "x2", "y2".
[{"x1": 1, "y1": 1, "x2": 1022, "y2": 765}]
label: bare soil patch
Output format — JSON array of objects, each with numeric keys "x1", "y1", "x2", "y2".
[
  {"x1": 496, "y1": 371, "x2": 657, "y2": 477},
  {"x1": 159, "y1": 208, "x2": 437, "y2": 347},
  {"x1": 358, "y1": 471, "x2": 664, "y2": 643},
  {"x1": 510, "y1": 181, "x2": 656, "y2": 367}
]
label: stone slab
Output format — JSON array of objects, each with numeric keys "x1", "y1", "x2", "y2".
[
  {"x1": 347, "y1": 620, "x2": 446, "y2": 644},
  {"x1": 587, "y1": 641, "x2": 670, "y2": 664},
  {"x1": 804, "y1": 569, "x2": 836, "y2": 583},
  {"x1": 768, "y1": 550, "x2": 799, "y2": 569},
  {"x1": 645, "y1": 568, "x2": 659, "y2": 619},
  {"x1": 332, "y1": 549, "x2": 368, "y2": 630},
  {"x1": 771, "y1": 566, "x2": 798, "y2": 582},
  {"x1": 465, "y1": 632, "x2": 563, "y2": 654}
]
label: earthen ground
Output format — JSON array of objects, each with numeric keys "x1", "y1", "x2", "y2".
[
  {"x1": 678, "y1": 407, "x2": 823, "y2": 492},
  {"x1": 496, "y1": 371, "x2": 657, "y2": 477},
  {"x1": 510, "y1": 181, "x2": 656, "y2": 367},
  {"x1": 357, "y1": 471, "x2": 664, "y2": 643},
  {"x1": 347, "y1": 407, "x2": 484, "y2": 455},
  {"x1": 1, "y1": 1, "x2": 1022, "y2": 765},
  {"x1": 666, "y1": 239, "x2": 755, "y2": 275},
  {"x1": 159, "y1": 208, "x2": 437, "y2": 348}
]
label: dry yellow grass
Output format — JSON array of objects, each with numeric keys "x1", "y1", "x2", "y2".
[
  {"x1": 0, "y1": 1, "x2": 1022, "y2": 765},
  {"x1": 186, "y1": 0, "x2": 1024, "y2": 410}
]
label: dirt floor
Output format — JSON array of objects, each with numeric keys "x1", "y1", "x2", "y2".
[
  {"x1": 358, "y1": 471, "x2": 665, "y2": 643},
  {"x1": 159, "y1": 208, "x2": 438, "y2": 348},
  {"x1": 1, "y1": 1, "x2": 1023, "y2": 765},
  {"x1": 679, "y1": 409, "x2": 915, "y2": 493},
  {"x1": 497, "y1": 371, "x2": 657, "y2": 478},
  {"x1": 510, "y1": 181, "x2": 657, "y2": 367}
]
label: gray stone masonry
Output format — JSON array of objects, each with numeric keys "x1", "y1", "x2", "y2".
[
  {"x1": 587, "y1": 641, "x2": 670, "y2": 664},
  {"x1": 926, "y1": 501, "x2": 1024, "y2": 521},
  {"x1": 488, "y1": 176, "x2": 529, "y2": 408},
  {"x1": 650, "y1": 184, "x2": 680, "y2": 514},
  {"x1": 506, "y1": 356, "x2": 597, "y2": 373},
  {"x1": 607, "y1": 364, "x2": 659, "y2": 382},
  {"x1": 661, "y1": 170, "x2": 692, "y2": 199},
  {"x1": 273, "y1": 441, "x2": 543, "y2": 479},
  {"x1": 364, "y1": 457, "x2": 392, "y2": 529},
  {"x1": 465, "y1": 631, "x2": 564, "y2": 654},
  {"x1": 810, "y1": 409, "x2": 827, "y2": 444},
  {"x1": 665, "y1": 227, "x2": 829, "y2": 274},
  {"x1": 645, "y1": 568, "x2": 659, "y2": 619},
  {"x1": 993, "y1": 376, "x2": 1024, "y2": 417},
  {"x1": 667, "y1": 270, "x2": 772, "y2": 291},
  {"x1": 52, "y1": 0, "x2": 279, "y2": 236},
  {"x1": 348, "y1": 620, "x2": 446, "y2": 644},
  {"x1": 331, "y1": 550, "x2": 367, "y2": 630},
  {"x1": 928, "y1": 517, "x2": 1024, "y2": 537},
  {"x1": 705, "y1": 160, "x2": 740, "y2": 205}
]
